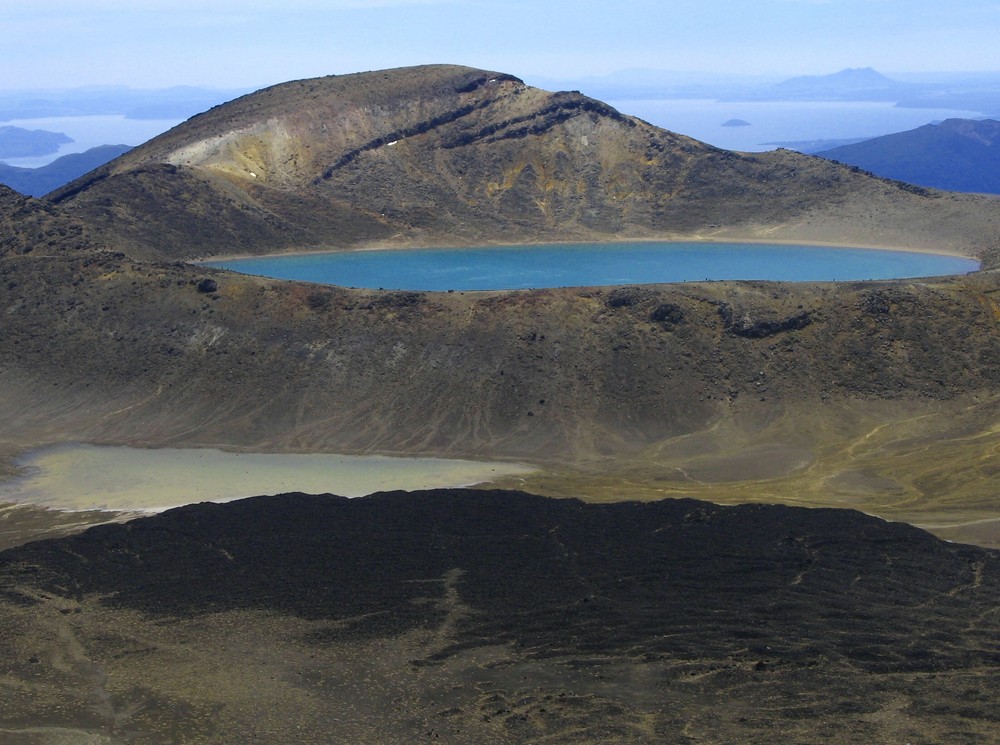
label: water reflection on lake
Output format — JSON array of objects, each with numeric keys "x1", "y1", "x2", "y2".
[{"x1": 0, "y1": 444, "x2": 533, "y2": 512}]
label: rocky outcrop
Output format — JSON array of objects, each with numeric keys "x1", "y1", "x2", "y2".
[
  {"x1": 0, "y1": 184, "x2": 96, "y2": 258},
  {"x1": 719, "y1": 303, "x2": 813, "y2": 338}
]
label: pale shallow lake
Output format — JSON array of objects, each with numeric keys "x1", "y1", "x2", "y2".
[
  {"x1": 0, "y1": 444, "x2": 533, "y2": 512},
  {"x1": 207, "y1": 242, "x2": 979, "y2": 291}
]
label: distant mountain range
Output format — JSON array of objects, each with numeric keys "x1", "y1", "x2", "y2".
[
  {"x1": 725, "y1": 67, "x2": 1000, "y2": 110},
  {"x1": 0, "y1": 144, "x2": 131, "y2": 196},
  {"x1": 763, "y1": 67, "x2": 916, "y2": 101},
  {"x1": 0, "y1": 85, "x2": 253, "y2": 121},
  {"x1": 544, "y1": 67, "x2": 1000, "y2": 114},
  {"x1": 815, "y1": 118, "x2": 1000, "y2": 194}
]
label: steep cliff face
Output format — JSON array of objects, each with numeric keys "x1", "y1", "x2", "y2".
[{"x1": 45, "y1": 65, "x2": 1000, "y2": 262}]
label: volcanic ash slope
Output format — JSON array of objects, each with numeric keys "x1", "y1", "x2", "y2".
[{"x1": 46, "y1": 64, "x2": 1000, "y2": 262}]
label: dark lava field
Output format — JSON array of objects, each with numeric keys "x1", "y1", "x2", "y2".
[{"x1": 0, "y1": 489, "x2": 998, "y2": 743}]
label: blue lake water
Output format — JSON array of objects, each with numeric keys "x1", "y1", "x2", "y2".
[{"x1": 206, "y1": 242, "x2": 979, "y2": 291}]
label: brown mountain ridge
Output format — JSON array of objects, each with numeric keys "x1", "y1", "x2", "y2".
[
  {"x1": 45, "y1": 64, "x2": 1000, "y2": 262},
  {"x1": 3, "y1": 64, "x2": 1000, "y2": 545},
  {"x1": 4, "y1": 63, "x2": 1000, "y2": 743}
]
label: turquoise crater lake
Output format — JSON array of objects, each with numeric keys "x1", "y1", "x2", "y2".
[{"x1": 205, "y1": 242, "x2": 979, "y2": 291}]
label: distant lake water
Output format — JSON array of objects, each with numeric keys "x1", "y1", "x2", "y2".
[
  {"x1": 206, "y1": 243, "x2": 979, "y2": 291},
  {"x1": 3, "y1": 99, "x2": 985, "y2": 167},
  {"x1": 3, "y1": 99, "x2": 986, "y2": 170},
  {"x1": 610, "y1": 99, "x2": 987, "y2": 151},
  {"x1": 0, "y1": 115, "x2": 183, "y2": 168}
]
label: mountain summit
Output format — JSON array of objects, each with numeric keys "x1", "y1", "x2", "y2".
[
  {"x1": 766, "y1": 67, "x2": 913, "y2": 100},
  {"x1": 45, "y1": 64, "x2": 995, "y2": 261}
]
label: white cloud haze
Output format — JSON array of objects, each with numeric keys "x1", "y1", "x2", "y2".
[{"x1": 1, "y1": 0, "x2": 998, "y2": 89}]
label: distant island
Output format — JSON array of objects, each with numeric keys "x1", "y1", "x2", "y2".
[
  {"x1": 0, "y1": 125, "x2": 72, "y2": 159},
  {"x1": 539, "y1": 67, "x2": 1000, "y2": 117},
  {"x1": 760, "y1": 67, "x2": 913, "y2": 101},
  {"x1": 721, "y1": 118, "x2": 751, "y2": 127}
]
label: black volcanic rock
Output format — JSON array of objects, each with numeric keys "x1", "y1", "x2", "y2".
[
  {"x1": 0, "y1": 490, "x2": 998, "y2": 742},
  {"x1": 719, "y1": 303, "x2": 812, "y2": 338},
  {"x1": 1, "y1": 489, "x2": 994, "y2": 657}
]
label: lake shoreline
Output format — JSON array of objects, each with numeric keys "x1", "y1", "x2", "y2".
[
  {"x1": 0, "y1": 443, "x2": 536, "y2": 513},
  {"x1": 193, "y1": 235, "x2": 980, "y2": 265},
  {"x1": 198, "y1": 240, "x2": 979, "y2": 292}
]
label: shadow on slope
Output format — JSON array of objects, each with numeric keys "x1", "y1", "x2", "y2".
[{"x1": 0, "y1": 490, "x2": 997, "y2": 742}]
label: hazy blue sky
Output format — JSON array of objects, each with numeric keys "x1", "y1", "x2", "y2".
[{"x1": 4, "y1": 0, "x2": 1000, "y2": 90}]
